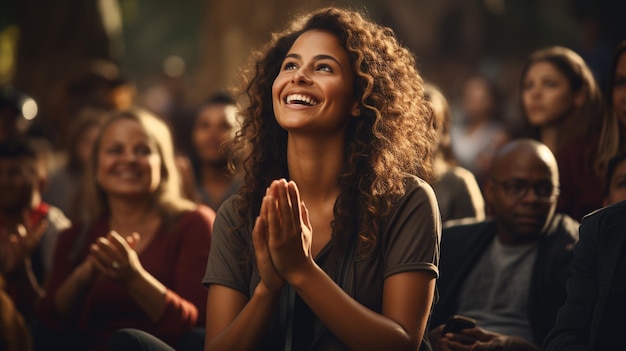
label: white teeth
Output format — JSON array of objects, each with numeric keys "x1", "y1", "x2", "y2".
[{"x1": 286, "y1": 94, "x2": 319, "y2": 106}]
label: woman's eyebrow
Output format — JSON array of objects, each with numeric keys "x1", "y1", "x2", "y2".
[{"x1": 284, "y1": 53, "x2": 342, "y2": 67}]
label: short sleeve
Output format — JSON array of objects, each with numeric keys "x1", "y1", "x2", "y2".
[
  {"x1": 202, "y1": 197, "x2": 252, "y2": 297},
  {"x1": 382, "y1": 176, "x2": 441, "y2": 279}
]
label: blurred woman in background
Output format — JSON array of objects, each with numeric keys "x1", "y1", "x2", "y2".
[
  {"x1": 37, "y1": 108, "x2": 214, "y2": 351},
  {"x1": 520, "y1": 45, "x2": 604, "y2": 220}
]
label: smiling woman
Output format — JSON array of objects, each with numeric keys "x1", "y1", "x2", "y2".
[
  {"x1": 36, "y1": 108, "x2": 216, "y2": 351},
  {"x1": 201, "y1": 6, "x2": 440, "y2": 351}
]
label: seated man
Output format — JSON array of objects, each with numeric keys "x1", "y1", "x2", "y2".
[
  {"x1": 0, "y1": 138, "x2": 70, "y2": 327},
  {"x1": 430, "y1": 139, "x2": 579, "y2": 351}
]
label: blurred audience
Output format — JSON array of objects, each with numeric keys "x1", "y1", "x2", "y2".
[
  {"x1": 188, "y1": 92, "x2": 241, "y2": 211},
  {"x1": 43, "y1": 107, "x2": 107, "y2": 221},
  {"x1": 0, "y1": 275, "x2": 32, "y2": 351},
  {"x1": 543, "y1": 194, "x2": 626, "y2": 350},
  {"x1": 36, "y1": 108, "x2": 214, "y2": 351},
  {"x1": 0, "y1": 138, "x2": 71, "y2": 315},
  {"x1": 43, "y1": 59, "x2": 135, "y2": 150},
  {"x1": 450, "y1": 74, "x2": 511, "y2": 189},
  {"x1": 596, "y1": 41, "x2": 626, "y2": 187},
  {"x1": 603, "y1": 152, "x2": 626, "y2": 206},
  {"x1": 0, "y1": 86, "x2": 38, "y2": 141},
  {"x1": 430, "y1": 139, "x2": 578, "y2": 351},
  {"x1": 520, "y1": 46, "x2": 604, "y2": 221},
  {"x1": 425, "y1": 83, "x2": 485, "y2": 223}
]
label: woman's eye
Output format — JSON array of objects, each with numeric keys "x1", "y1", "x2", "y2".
[
  {"x1": 136, "y1": 146, "x2": 152, "y2": 156},
  {"x1": 316, "y1": 64, "x2": 332, "y2": 72},
  {"x1": 283, "y1": 62, "x2": 297, "y2": 70},
  {"x1": 543, "y1": 80, "x2": 558, "y2": 88},
  {"x1": 106, "y1": 145, "x2": 123, "y2": 154}
]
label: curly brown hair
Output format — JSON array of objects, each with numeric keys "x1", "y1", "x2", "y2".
[{"x1": 232, "y1": 7, "x2": 435, "y2": 254}]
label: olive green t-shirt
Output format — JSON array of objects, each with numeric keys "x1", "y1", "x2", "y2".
[{"x1": 203, "y1": 175, "x2": 441, "y2": 350}]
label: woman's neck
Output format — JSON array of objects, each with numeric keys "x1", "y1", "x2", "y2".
[
  {"x1": 540, "y1": 127, "x2": 560, "y2": 154},
  {"x1": 286, "y1": 135, "x2": 343, "y2": 204},
  {"x1": 107, "y1": 197, "x2": 159, "y2": 236},
  {"x1": 201, "y1": 162, "x2": 233, "y2": 185}
]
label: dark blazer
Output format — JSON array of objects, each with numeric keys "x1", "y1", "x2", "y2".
[
  {"x1": 543, "y1": 200, "x2": 626, "y2": 350},
  {"x1": 432, "y1": 213, "x2": 579, "y2": 346}
]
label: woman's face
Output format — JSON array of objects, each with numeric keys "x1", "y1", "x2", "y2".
[
  {"x1": 96, "y1": 119, "x2": 162, "y2": 198},
  {"x1": 522, "y1": 61, "x2": 577, "y2": 128},
  {"x1": 613, "y1": 52, "x2": 626, "y2": 129},
  {"x1": 271, "y1": 29, "x2": 359, "y2": 135},
  {"x1": 192, "y1": 104, "x2": 234, "y2": 164}
]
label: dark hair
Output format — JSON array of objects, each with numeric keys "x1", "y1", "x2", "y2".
[
  {"x1": 597, "y1": 41, "x2": 626, "y2": 177},
  {"x1": 0, "y1": 137, "x2": 38, "y2": 160},
  {"x1": 233, "y1": 7, "x2": 435, "y2": 254},
  {"x1": 604, "y1": 152, "x2": 626, "y2": 196}
]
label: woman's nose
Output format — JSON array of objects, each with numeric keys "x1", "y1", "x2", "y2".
[{"x1": 291, "y1": 67, "x2": 312, "y2": 84}]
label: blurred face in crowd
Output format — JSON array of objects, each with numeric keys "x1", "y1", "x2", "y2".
[
  {"x1": 0, "y1": 156, "x2": 37, "y2": 213},
  {"x1": 486, "y1": 141, "x2": 559, "y2": 245},
  {"x1": 96, "y1": 118, "x2": 162, "y2": 198},
  {"x1": 613, "y1": 51, "x2": 626, "y2": 130},
  {"x1": 192, "y1": 104, "x2": 235, "y2": 165},
  {"x1": 462, "y1": 77, "x2": 496, "y2": 123},
  {"x1": 76, "y1": 124, "x2": 100, "y2": 168},
  {"x1": 605, "y1": 158, "x2": 626, "y2": 206},
  {"x1": 522, "y1": 61, "x2": 580, "y2": 127}
]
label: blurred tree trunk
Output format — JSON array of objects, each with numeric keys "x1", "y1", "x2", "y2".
[{"x1": 13, "y1": 0, "x2": 113, "y2": 148}]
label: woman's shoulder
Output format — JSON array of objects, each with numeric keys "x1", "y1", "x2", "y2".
[
  {"x1": 176, "y1": 204, "x2": 217, "y2": 227},
  {"x1": 393, "y1": 174, "x2": 440, "y2": 217}
]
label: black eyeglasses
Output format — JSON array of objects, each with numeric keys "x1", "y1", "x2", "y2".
[{"x1": 491, "y1": 178, "x2": 559, "y2": 200}]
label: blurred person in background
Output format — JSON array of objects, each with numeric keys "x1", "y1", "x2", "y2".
[
  {"x1": 520, "y1": 46, "x2": 604, "y2": 221},
  {"x1": 188, "y1": 92, "x2": 242, "y2": 211},
  {"x1": 450, "y1": 74, "x2": 511, "y2": 190},
  {"x1": 43, "y1": 107, "x2": 107, "y2": 221},
  {"x1": 602, "y1": 152, "x2": 626, "y2": 206},
  {"x1": 430, "y1": 139, "x2": 578, "y2": 351},
  {"x1": 543, "y1": 155, "x2": 626, "y2": 350},
  {"x1": 0, "y1": 86, "x2": 38, "y2": 142},
  {"x1": 0, "y1": 137, "x2": 71, "y2": 342},
  {"x1": 36, "y1": 108, "x2": 214, "y2": 351},
  {"x1": 595, "y1": 41, "x2": 626, "y2": 191},
  {"x1": 425, "y1": 83, "x2": 485, "y2": 224}
]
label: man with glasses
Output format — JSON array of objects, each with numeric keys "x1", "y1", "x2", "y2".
[{"x1": 429, "y1": 139, "x2": 579, "y2": 351}]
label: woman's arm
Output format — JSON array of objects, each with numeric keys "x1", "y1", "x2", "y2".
[
  {"x1": 268, "y1": 179, "x2": 438, "y2": 351},
  {"x1": 89, "y1": 231, "x2": 168, "y2": 322},
  {"x1": 294, "y1": 265, "x2": 435, "y2": 351},
  {"x1": 205, "y1": 196, "x2": 286, "y2": 351}
]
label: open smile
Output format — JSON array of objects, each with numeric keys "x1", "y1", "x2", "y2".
[{"x1": 285, "y1": 93, "x2": 319, "y2": 106}]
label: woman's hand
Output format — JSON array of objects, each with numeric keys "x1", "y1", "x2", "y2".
[
  {"x1": 265, "y1": 179, "x2": 313, "y2": 282},
  {"x1": 252, "y1": 188, "x2": 285, "y2": 295},
  {"x1": 88, "y1": 231, "x2": 144, "y2": 286},
  {"x1": 0, "y1": 217, "x2": 48, "y2": 274}
]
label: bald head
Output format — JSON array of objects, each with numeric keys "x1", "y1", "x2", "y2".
[
  {"x1": 491, "y1": 138, "x2": 559, "y2": 186},
  {"x1": 487, "y1": 138, "x2": 560, "y2": 245}
]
